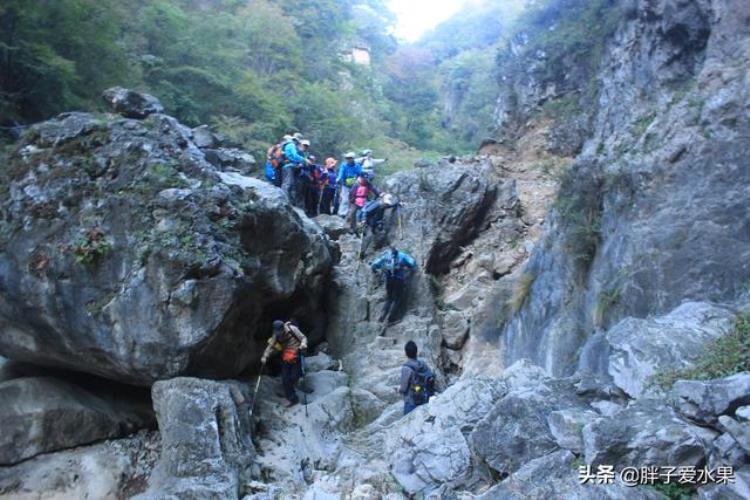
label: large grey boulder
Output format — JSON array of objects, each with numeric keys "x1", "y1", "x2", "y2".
[
  {"x1": 0, "y1": 430, "x2": 160, "y2": 499},
  {"x1": 137, "y1": 378, "x2": 253, "y2": 500},
  {"x1": 383, "y1": 377, "x2": 506, "y2": 494},
  {"x1": 672, "y1": 372, "x2": 750, "y2": 425},
  {"x1": 583, "y1": 399, "x2": 717, "y2": 468},
  {"x1": 470, "y1": 375, "x2": 588, "y2": 475},
  {"x1": 0, "y1": 376, "x2": 153, "y2": 465},
  {"x1": 605, "y1": 302, "x2": 736, "y2": 398},
  {"x1": 0, "y1": 111, "x2": 331, "y2": 385},
  {"x1": 382, "y1": 158, "x2": 502, "y2": 275},
  {"x1": 476, "y1": 450, "x2": 662, "y2": 500},
  {"x1": 698, "y1": 465, "x2": 750, "y2": 500},
  {"x1": 204, "y1": 148, "x2": 257, "y2": 175},
  {"x1": 102, "y1": 87, "x2": 164, "y2": 118}
]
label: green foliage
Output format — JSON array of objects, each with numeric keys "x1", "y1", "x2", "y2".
[
  {"x1": 0, "y1": 0, "x2": 455, "y2": 171},
  {"x1": 0, "y1": 0, "x2": 134, "y2": 122},
  {"x1": 593, "y1": 287, "x2": 621, "y2": 327},
  {"x1": 652, "y1": 314, "x2": 750, "y2": 390},
  {"x1": 555, "y1": 165, "x2": 603, "y2": 270},
  {"x1": 649, "y1": 482, "x2": 696, "y2": 500},
  {"x1": 72, "y1": 227, "x2": 112, "y2": 264}
]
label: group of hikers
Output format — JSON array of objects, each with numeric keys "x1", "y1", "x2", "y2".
[
  {"x1": 258, "y1": 132, "x2": 435, "y2": 415},
  {"x1": 261, "y1": 320, "x2": 434, "y2": 415}
]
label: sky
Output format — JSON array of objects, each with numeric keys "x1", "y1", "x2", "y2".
[{"x1": 387, "y1": 0, "x2": 467, "y2": 42}]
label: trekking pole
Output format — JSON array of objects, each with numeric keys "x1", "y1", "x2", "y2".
[
  {"x1": 397, "y1": 205, "x2": 404, "y2": 240},
  {"x1": 248, "y1": 362, "x2": 265, "y2": 418},
  {"x1": 301, "y1": 355, "x2": 309, "y2": 417}
]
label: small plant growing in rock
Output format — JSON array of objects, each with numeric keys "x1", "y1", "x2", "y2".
[
  {"x1": 593, "y1": 287, "x2": 621, "y2": 328},
  {"x1": 72, "y1": 227, "x2": 112, "y2": 264}
]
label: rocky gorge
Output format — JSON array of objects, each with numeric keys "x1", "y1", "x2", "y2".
[{"x1": 1, "y1": 0, "x2": 750, "y2": 498}]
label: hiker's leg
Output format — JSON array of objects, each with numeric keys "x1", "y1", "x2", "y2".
[
  {"x1": 380, "y1": 278, "x2": 395, "y2": 322},
  {"x1": 338, "y1": 190, "x2": 349, "y2": 217},
  {"x1": 282, "y1": 168, "x2": 295, "y2": 202},
  {"x1": 403, "y1": 401, "x2": 417, "y2": 415},
  {"x1": 388, "y1": 279, "x2": 405, "y2": 323},
  {"x1": 281, "y1": 361, "x2": 299, "y2": 403}
]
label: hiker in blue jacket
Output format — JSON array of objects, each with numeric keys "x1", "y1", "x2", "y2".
[
  {"x1": 282, "y1": 133, "x2": 310, "y2": 206},
  {"x1": 370, "y1": 246, "x2": 417, "y2": 324}
]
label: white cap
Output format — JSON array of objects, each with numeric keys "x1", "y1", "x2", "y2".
[
  {"x1": 344, "y1": 151, "x2": 356, "y2": 159},
  {"x1": 301, "y1": 139, "x2": 311, "y2": 146}
]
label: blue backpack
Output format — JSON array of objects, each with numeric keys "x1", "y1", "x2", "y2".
[{"x1": 410, "y1": 364, "x2": 436, "y2": 406}]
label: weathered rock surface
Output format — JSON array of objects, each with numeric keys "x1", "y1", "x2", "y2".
[
  {"x1": 471, "y1": 374, "x2": 589, "y2": 475},
  {"x1": 383, "y1": 377, "x2": 505, "y2": 494},
  {"x1": 204, "y1": 148, "x2": 257, "y2": 175},
  {"x1": 698, "y1": 465, "x2": 750, "y2": 500},
  {"x1": 137, "y1": 378, "x2": 253, "y2": 499},
  {"x1": 0, "y1": 376, "x2": 153, "y2": 465},
  {"x1": 498, "y1": 0, "x2": 750, "y2": 377},
  {"x1": 475, "y1": 450, "x2": 662, "y2": 500},
  {"x1": 601, "y1": 302, "x2": 735, "y2": 398},
  {"x1": 102, "y1": 87, "x2": 164, "y2": 118},
  {"x1": 583, "y1": 399, "x2": 717, "y2": 468},
  {"x1": 673, "y1": 372, "x2": 750, "y2": 425},
  {"x1": 0, "y1": 430, "x2": 160, "y2": 499},
  {"x1": 0, "y1": 108, "x2": 331, "y2": 384}
]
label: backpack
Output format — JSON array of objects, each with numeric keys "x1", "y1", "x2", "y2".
[
  {"x1": 409, "y1": 363, "x2": 435, "y2": 406},
  {"x1": 269, "y1": 143, "x2": 287, "y2": 169}
]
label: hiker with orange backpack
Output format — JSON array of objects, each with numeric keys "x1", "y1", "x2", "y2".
[
  {"x1": 260, "y1": 320, "x2": 309, "y2": 407},
  {"x1": 265, "y1": 134, "x2": 292, "y2": 187}
]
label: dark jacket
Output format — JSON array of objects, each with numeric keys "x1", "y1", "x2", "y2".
[{"x1": 399, "y1": 358, "x2": 430, "y2": 406}]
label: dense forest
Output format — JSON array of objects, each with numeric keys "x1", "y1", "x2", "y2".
[{"x1": 0, "y1": 0, "x2": 614, "y2": 167}]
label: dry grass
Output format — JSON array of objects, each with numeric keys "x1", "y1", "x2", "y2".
[{"x1": 508, "y1": 272, "x2": 537, "y2": 313}]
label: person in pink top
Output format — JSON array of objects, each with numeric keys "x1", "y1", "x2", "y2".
[{"x1": 347, "y1": 174, "x2": 380, "y2": 232}]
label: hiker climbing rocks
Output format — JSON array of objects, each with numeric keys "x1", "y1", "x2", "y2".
[
  {"x1": 358, "y1": 149, "x2": 387, "y2": 179},
  {"x1": 370, "y1": 246, "x2": 417, "y2": 324},
  {"x1": 282, "y1": 133, "x2": 310, "y2": 207},
  {"x1": 318, "y1": 158, "x2": 338, "y2": 215},
  {"x1": 399, "y1": 341, "x2": 435, "y2": 415},
  {"x1": 336, "y1": 152, "x2": 362, "y2": 218},
  {"x1": 261, "y1": 320, "x2": 308, "y2": 407},
  {"x1": 347, "y1": 174, "x2": 380, "y2": 232},
  {"x1": 265, "y1": 134, "x2": 292, "y2": 187},
  {"x1": 359, "y1": 192, "x2": 399, "y2": 258}
]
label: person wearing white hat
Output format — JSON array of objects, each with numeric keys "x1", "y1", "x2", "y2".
[{"x1": 357, "y1": 149, "x2": 387, "y2": 179}]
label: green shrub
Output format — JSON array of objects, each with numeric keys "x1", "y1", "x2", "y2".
[
  {"x1": 652, "y1": 314, "x2": 750, "y2": 389},
  {"x1": 593, "y1": 287, "x2": 621, "y2": 327},
  {"x1": 72, "y1": 227, "x2": 112, "y2": 264},
  {"x1": 649, "y1": 482, "x2": 696, "y2": 500}
]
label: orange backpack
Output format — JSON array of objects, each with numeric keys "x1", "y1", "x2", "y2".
[{"x1": 269, "y1": 143, "x2": 287, "y2": 169}]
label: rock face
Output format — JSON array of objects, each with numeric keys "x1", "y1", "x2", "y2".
[
  {"x1": 0, "y1": 430, "x2": 160, "y2": 499},
  {"x1": 383, "y1": 378, "x2": 505, "y2": 494},
  {"x1": 137, "y1": 378, "x2": 253, "y2": 499},
  {"x1": 673, "y1": 372, "x2": 750, "y2": 425},
  {"x1": 496, "y1": 0, "x2": 750, "y2": 377},
  {"x1": 102, "y1": 87, "x2": 164, "y2": 118},
  {"x1": 580, "y1": 302, "x2": 736, "y2": 398},
  {"x1": 0, "y1": 107, "x2": 331, "y2": 384},
  {"x1": 0, "y1": 376, "x2": 153, "y2": 465},
  {"x1": 583, "y1": 398, "x2": 717, "y2": 468}
]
